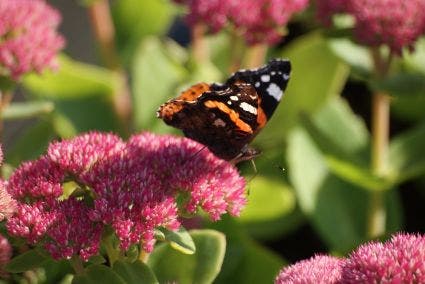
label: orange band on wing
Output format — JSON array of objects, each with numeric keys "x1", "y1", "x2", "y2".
[
  {"x1": 204, "y1": 100, "x2": 253, "y2": 133},
  {"x1": 178, "y1": 82, "x2": 210, "y2": 101}
]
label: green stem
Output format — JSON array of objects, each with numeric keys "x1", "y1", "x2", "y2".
[
  {"x1": 367, "y1": 48, "x2": 393, "y2": 238},
  {"x1": 138, "y1": 249, "x2": 150, "y2": 263},
  {"x1": 191, "y1": 23, "x2": 209, "y2": 63},
  {"x1": 70, "y1": 256, "x2": 85, "y2": 275},
  {"x1": 244, "y1": 43, "x2": 268, "y2": 68},
  {"x1": 0, "y1": 90, "x2": 13, "y2": 142},
  {"x1": 104, "y1": 235, "x2": 120, "y2": 266}
]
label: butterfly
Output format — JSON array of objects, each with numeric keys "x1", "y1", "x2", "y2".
[{"x1": 157, "y1": 58, "x2": 291, "y2": 163}]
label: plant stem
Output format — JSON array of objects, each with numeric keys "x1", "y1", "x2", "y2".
[
  {"x1": 0, "y1": 90, "x2": 13, "y2": 142},
  {"x1": 139, "y1": 248, "x2": 150, "y2": 263},
  {"x1": 228, "y1": 30, "x2": 244, "y2": 73},
  {"x1": 70, "y1": 256, "x2": 85, "y2": 275},
  {"x1": 191, "y1": 23, "x2": 209, "y2": 63},
  {"x1": 87, "y1": 0, "x2": 131, "y2": 135},
  {"x1": 367, "y1": 48, "x2": 392, "y2": 238},
  {"x1": 244, "y1": 43, "x2": 268, "y2": 68}
]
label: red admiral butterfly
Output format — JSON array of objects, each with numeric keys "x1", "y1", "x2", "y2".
[{"x1": 157, "y1": 58, "x2": 291, "y2": 163}]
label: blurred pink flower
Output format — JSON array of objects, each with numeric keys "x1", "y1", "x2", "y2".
[
  {"x1": 229, "y1": 0, "x2": 309, "y2": 45},
  {"x1": 315, "y1": 0, "x2": 347, "y2": 26},
  {"x1": 0, "y1": 146, "x2": 17, "y2": 221},
  {"x1": 315, "y1": 0, "x2": 425, "y2": 54},
  {"x1": 7, "y1": 132, "x2": 246, "y2": 260},
  {"x1": 0, "y1": 0, "x2": 65, "y2": 79},
  {"x1": 174, "y1": 0, "x2": 308, "y2": 44},
  {"x1": 275, "y1": 255, "x2": 343, "y2": 284},
  {"x1": 342, "y1": 233, "x2": 425, "y2": 283},
  {"x1": 347, "y1": 0, "x2": 425, "y2": 54},
  {"x1": 0, "y1": 181, "x2": 17, "y2": 222},
  {"x1": 174, "y1": 0, "x2": 230, "y2": 33},
  {"x1": 0, "y1": 233, "x2": 12, "y2": 278}
]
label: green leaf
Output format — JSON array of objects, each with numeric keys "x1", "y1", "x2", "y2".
[
  {"x1": 6, "y1": 118, "x2": 56, "y2": 166},
  {"x1": 389, "y1": 120, "x2": 425, "y2": 182},
  {"x1": 157, "y1": 227, "x2": 196, "y2": 255},
  {"x1": 6, "y1": 249, "x2": 49, "y2": 273},
  {"x1": 132, "y1": 37, "x2": 187, "y2": 131},
  {"x1": 112, "y1": 260, "x2": 158, "y2": 284},
  {"x1": 209, "y1": 217, "x2": 285, "y2": 284},
  {"x1": 2, "y1": 101, "x2": 54, "y2": 120},
  {"x1": 325, "y1": 156, "x2": 392, "y2": 191},
  {"x1": 72, "y1": 265, "x2": 125, "y2": 284},
  {"x1": 402, "y1": 38, "x2": 425, "y2": 75},
  {"x1": 148, "y1": 229, "x2": 226, "y2": 284},
  {"x1": 238, "y1": 176, "x2": 300, "y2": 239},
  {"x1": 112, "y1": 0, "x2": 177, "y2": 63},
  {"x1": 256, "y1": 32, "x2": 349, "y2": 146},
  {"x1": 327, "y1": 38, "x2": 372, "y2": 78},
  {"x1": 23, "y1": 55, "x2": 120, "y2": 100},
  {"x1": 287, "y1": 127, "x2": 397, "y2": 252},
  {"x1": 372, "y1": 72, "x2": 425, "y2": 97}
]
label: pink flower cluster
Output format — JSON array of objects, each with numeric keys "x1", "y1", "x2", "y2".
[
  {"x1": 0, "y1": 233, "x2": 12, "y2": 278},
  {"x1": 316, "y1": 0, "x2": 425, "y2": 54},
  {"x1": 174, "y1": 0, "x2": 309, "y2": 45},
  {"x1": 0, "y1": 0, "x2": 65, "y2": 79},
  {"x1": 6, "y1": 132, "x2": 246, "y2": 261},
  {"x1": 275, "y1": 233, "x2": 425, "y2": 283}
]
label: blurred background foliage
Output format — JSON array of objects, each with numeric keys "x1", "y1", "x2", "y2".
[{"x1": 3, "y1": 0, "x2": 425, "y2": 283}]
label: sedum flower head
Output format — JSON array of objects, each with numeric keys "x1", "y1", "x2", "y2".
[
  {"x1": 174, "y1": 0, "x2": 308, "y2": 45},
  {"x1": 0, "y1": 146, "x2": 17, "y2": 221},
  {"x1": 0, "y1": 233, "x2": 12, "y2": 278},
  {"x1": 275, "y1": 255, "x2": 343, "y2": 284},
  {"x1": 342, "y1": 233, "x2": 425, "y2": 283},
  {"x1": 7, "y1": 132, "x2": 246, "y2": 261},
  {"x1": 228, "y1": 0, "x2": 309, "y2": 45},
  {"x1": 316, "y1": 0, "x2": 425, "y2": 54},
  {"x1": 0, "y1": 0, "x2": 65, "y2": 79}
]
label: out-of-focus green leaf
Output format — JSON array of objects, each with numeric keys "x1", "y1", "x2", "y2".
[
  {"x1": 392, "y1": 92, "x2": 425, "y2": 122},
  {"x1": 6, "y1": 249, "x2": 49, "y2": 273},
  {"x1": 148, "y1": 230, "x2": 225, "y2": 284},
  {"x1": 22, "y1": 55, "x2": 123, "y2": 133},
  {"x1": 112, "y1": 0, "x2": 177, "y2": 63},
  {"x1": 327, "y1": 38, "x2": 372, "y2": 78},
  {"x1": 287, "y1": 127, "x2": 402, "y2": 252},
  {"x1": 325, "y1": 156, "x2": 392, "y2": 191},
  {"x1": 6, "y1": 119, "x2": 56, "y2": 166},
  {"x1": 256, "y1": 32, "x2": 349, "y2": 147},
  {"x1": 238, "y1": 176, "x2": 300, "y2": 239},
  {"x1": 157, "y1": 227, "x2": 196, "y2": 255},
  {"x1": 42, "y1": 260, "x2": 74, "y2": 284},
  {"x1": 372, "y1": 73, "x2": 425, "y2": 98},
  {"x1": 132, "y1": 37, "x2": 187, "y2": 131},
  {"x1": 112, "y1": 260, "x2": 158, "y2": 284},
  {"x1": 2, "y1": 101, "x2": 54, "y2": 120},
  {"x1": 403, "y1": 38, "x2": 425, "y2": 75},
  {"x1": 72, "y1": 265, "x2": 125, "y2": 284},
  {"x1": 23, "y1": 55, "x2": 120, "y2": 99},
  {"x1": 389, "y1": 121, "x2": 425, "y2": 182},
  {"x1": 210, "y1": 217, "x2": 284, "y2": 284}
]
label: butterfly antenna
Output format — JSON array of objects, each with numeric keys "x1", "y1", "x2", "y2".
[{"x1": 181, "y1": 145, "x2": 208, "y2": 165}]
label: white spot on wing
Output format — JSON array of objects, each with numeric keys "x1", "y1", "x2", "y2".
[
  {"x1": 283, "y1": 73, "x2": 290, "y2": 80},
  {"x1": 227, "y1": 101, "x2": 232, "y2": 105},
  {"x1": 230, "y1": 95, "x2": 238, "y2": 101},
  {"x1": 261, "y1": 74, "x2": 270, "y2": 82},
  {"x1": 267, "y1": 83, "x2": 283, "y2": 101},
  {"x1": 213, "y1": 118, "x2": 226, "y2": 127},
  {"x1": 240, "y1": 102, "x2": 257, "y2": 115},
  {"x1": 255, "y1": 82, "x2": 261, "y2": 88},
  {"x1": 271, "y1": 71, "x2": 276, "y2": 75}
]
